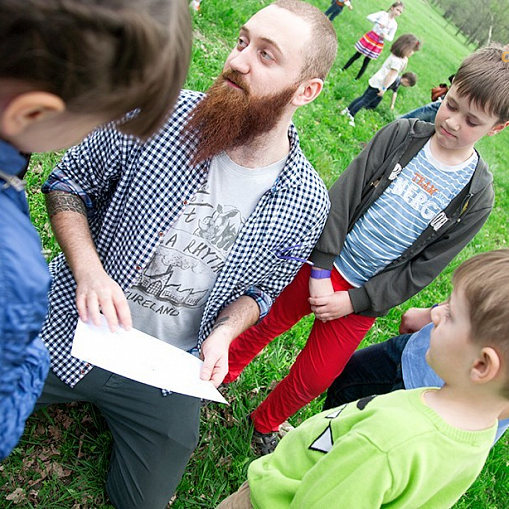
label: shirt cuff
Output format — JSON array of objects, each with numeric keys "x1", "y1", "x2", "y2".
[
  {"x1": 245, "y1": 286, "x2": 273, "y2": 321},
  {"x1": 42, "y1": 169, "x2": 93, "y2": 209}
]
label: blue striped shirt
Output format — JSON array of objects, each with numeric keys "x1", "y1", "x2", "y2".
[{"x1": 336, "y1": 141, "x2": 477, "y2": 286}]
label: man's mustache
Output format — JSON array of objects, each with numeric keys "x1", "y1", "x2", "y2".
[{"x1": 220, "y1": 68, "x2": 249, "y2": 93}]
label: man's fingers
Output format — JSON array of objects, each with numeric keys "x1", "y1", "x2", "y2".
[
  {"x1": 99, "y1": 298, "x2": 119, "y2": 332},
  {"x1": 86, "y1": 293, "x2": 102, "y2": 326},
  {"x1": 112, "y1": 293, "x2": 132, "y2": 331},
  {"x1": 76, "y1": 293, "x2": 88, "y2": 322}
]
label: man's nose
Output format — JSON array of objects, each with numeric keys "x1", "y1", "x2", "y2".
[{"x1": 228, "y1": 49, "x2": 251, "y2": 74}]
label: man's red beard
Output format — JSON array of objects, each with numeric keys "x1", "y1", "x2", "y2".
[{"x1": 183, "y1": 68, "x2": 298, "y2": 165}]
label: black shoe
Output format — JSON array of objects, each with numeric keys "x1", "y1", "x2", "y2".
[{"x1": 251, "y1": 427, "x2": 279, "y2": 456}]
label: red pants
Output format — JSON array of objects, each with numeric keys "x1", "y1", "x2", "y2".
[{"x1": 225, "y1": 264, "x2": 375, "y2": 433}]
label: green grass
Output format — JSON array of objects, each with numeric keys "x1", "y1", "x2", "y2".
[{"x1": 1, "y1": 0, "x2": 508, "y2": 507}]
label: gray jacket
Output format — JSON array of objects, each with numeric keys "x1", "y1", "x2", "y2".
[{"x1": 310, "y1": 119, "x2": 494, "y2": 316}]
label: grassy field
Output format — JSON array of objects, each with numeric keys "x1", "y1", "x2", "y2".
[{"x1": 1, "y1": 0, "x2": 508, "y2": 507}]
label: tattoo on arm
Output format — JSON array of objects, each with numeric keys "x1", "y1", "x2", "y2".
[
  {"x1": 46, "y1": 191, "x2": 87, "y2": 218},
  {"x1": 211, "y1": 317, "x2": 230, "y2": 332}
]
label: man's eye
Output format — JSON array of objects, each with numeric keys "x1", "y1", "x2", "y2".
[
  {"x1": 260, "y1": 50, "x2": 273, "y2": 61},
  {"x1": 237, "y1": 37, "x2": 248, "y2": 49}
]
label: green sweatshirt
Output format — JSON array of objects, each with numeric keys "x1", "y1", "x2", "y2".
[{"x1": 248, "y1": 389, "x2": 496, "y2": 508}]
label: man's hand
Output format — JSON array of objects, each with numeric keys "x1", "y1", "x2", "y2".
[
  {"x1": 399, "y1": 307, "x2": 432, "y2": 334},
  {"x1": 75, "y1": 267, "x2": 132, "y2": 332},
  {"x1": 309, "y1": 290, "x2": 354, "y2": 322},
  {"x1": 200, "y1": 332, "x2": 230, "y2": 388},
  {"x1": 309, "y1": 275, "x2": 334, "y2": 299},
  {"x1": 199, "y1": 295, "x2": 259, "y2": 387}
]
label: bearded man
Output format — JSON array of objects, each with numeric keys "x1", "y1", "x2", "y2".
[{"x1": 35, "y1": 1, "x2": 337, "y2": 507}]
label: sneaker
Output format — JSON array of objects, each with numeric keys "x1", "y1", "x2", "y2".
[
  {"x1": 250, "y1": 418, "x2": 295, "y2": 456},
  {"x1": 340, "y1": 107, "x2": 350, "y2": 115},
  {"x1": 251, "y1": 427, "x2": 279, "y2": 456},
  {"x1": 349, "y1": 118, "x2": 356, "y2": 127}
]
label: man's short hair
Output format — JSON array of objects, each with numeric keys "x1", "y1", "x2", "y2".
[
  {"x1": 453, "y1": 250, "x2": 509, "y2": 397},
  {"x1": 274, "y1": 0, "x2": 338, "y2": 81},
  {"x1": 0, "y1": 0, "x2": 192, "y2": 139},
  {"x1": 453, "y1": 44, "x2": 509, "y2": 123},
  {"x1": 401, "y1": 72, "x2": 417, "y2": 87}
]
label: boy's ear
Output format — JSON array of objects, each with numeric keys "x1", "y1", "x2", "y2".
[
  {"x1": 1, "y1": 92, "x2": 65, "y2": 137},
  {"x1": 487, "y1": 120, "x2": 509, "y2": 137},
  {"x1": 292, "y1": 78, "x2": 323, "y2": 107},
  {"x1": 471, "y1": 346, "x2": 501, "y2": 384}
]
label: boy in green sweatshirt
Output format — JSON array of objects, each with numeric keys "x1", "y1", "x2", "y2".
[{"x1": 218, "y1": 250, "x2": 509, "y2": 508}]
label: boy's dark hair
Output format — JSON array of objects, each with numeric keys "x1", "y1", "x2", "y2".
[
  {"x1": 274, "y1": 0, "x2": 337, "y2": 81},
  {"x1": 401, "y1": 72, "x2": 417, "y2": 86},
  {"x1": 453, "y1": 249, "x2": 509, "y2": 398},
  {"x1": 391, "y1": 34, "x2": 420, "y2": 58},
  {"x1": 0, "y1": 0, "x2": 192, "y2": 139},
  {"x1": 453, "y1": 44, "x2": 509, "y2": 123}
]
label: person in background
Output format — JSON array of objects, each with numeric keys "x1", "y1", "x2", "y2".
[
  {"x1": 342, "y1": 1, "x2": 404, "y2": 80},
  {"x1": 400, "y1": 74, "x2": 455, "y2": 123},
  {"x1": 0, "y1": 0, "x2": 192, "y2": 462},
  {"x1": 342, "y1": 33, "x2": 420, "y2": 126},
  {"x1": 324, "y1": 0, "x2": 353, "y2": 23}
]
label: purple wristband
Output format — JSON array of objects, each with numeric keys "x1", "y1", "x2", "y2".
[{"x1": 310, "y1": 268, "x2": 332, "y2": 279}]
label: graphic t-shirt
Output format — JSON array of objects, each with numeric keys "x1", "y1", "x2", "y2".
[
  {"x1": 127, "y1": 152, "x2": 284, "y2": 350},
  {"x1": 335, "y1": 141, "x2": 477, "y2": 286}
]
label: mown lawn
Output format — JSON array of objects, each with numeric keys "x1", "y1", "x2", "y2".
[{"x1": 1, "y1": 0, "x2": 508, "y2": 507}]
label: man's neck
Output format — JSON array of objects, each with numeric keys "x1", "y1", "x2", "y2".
[
  {"x1": 226, "y1": 121, "x2": 291, "y2": 169},
  {"x1": 424, "y1": 385, "x2": 506, "y2": 431}
]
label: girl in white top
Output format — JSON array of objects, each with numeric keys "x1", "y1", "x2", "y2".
[{"x1": 343, "y1": 1, "x2": 404, "y2": 80}]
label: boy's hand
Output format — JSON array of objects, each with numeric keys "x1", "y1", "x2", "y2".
[
  {"x1": 399, "y1": 307, "x2": 432, "y2": 334},
  {"x1": 309, "y1": 291, "x2": 354, "y2": 322},
  {"x1": 309, "y1": 276, "x2": 334, "y2": 299}
]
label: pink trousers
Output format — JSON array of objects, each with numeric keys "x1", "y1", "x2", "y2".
[{"x1": 226, "y1": 264, "x2": 375, "y2": 433}]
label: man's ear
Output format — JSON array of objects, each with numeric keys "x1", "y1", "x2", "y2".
[
  {"x1": 487, "y1": 120, "x2": 509, "y2": 137},
  {"x1": 1, "y1": 92, "x2": 65, "y2": 137},
  {"x1": 471, "y1": 346, "x2": 501, "y2": 384},
  {"x1": 292, "y1": 78, "x2": 323, "y2": 107}
]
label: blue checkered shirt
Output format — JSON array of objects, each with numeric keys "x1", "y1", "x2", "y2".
[{"x1": 40, "y1": 90, "x2": 330, "y2": 387}]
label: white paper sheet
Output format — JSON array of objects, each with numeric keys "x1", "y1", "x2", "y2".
[{"x1": 71, "y1": 317, "x2": 227, "y2": 404}]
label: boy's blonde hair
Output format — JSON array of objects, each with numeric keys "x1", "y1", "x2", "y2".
[
  {"x1": 274, "y1": 0, "x2": 338, "y2": 81},
  {"x1": 0, "y1": 0, "x2": 192, "y2": 139},
  {"x1": 453, "y1": 44, "x2": 509, "y2": 123},
  {"x1": 453, "y1": 250, "x2": 509, "y2": 396}
]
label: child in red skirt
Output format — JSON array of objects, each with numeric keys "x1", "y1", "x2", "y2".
[{"x1": 343, "y1": 1, "x2": 404, "y2": 80}]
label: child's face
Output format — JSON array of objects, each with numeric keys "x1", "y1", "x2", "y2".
[
  {"x1": 426, "y1": 287, "x2": 476, "y2": 381},
  {"x1": 390, "y1": 5, "x2": 404, "y2": 17},
  {"x1": 434, "y1": 84, "x2": 508, "y2": 157},
  {"x1": 400, "y1": 78, "x2": 411, "y2": 87}
]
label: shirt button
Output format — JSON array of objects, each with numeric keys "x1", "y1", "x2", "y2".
[
  {"x1": 158, "y1": 231, "x2": 164, "y2": 237},
  {"x1": 136, "y1": 265, "x2": 142, "y2": 271},
  {"x1": 183, "y1": 199, "x2": 188, "y2": 205}
]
